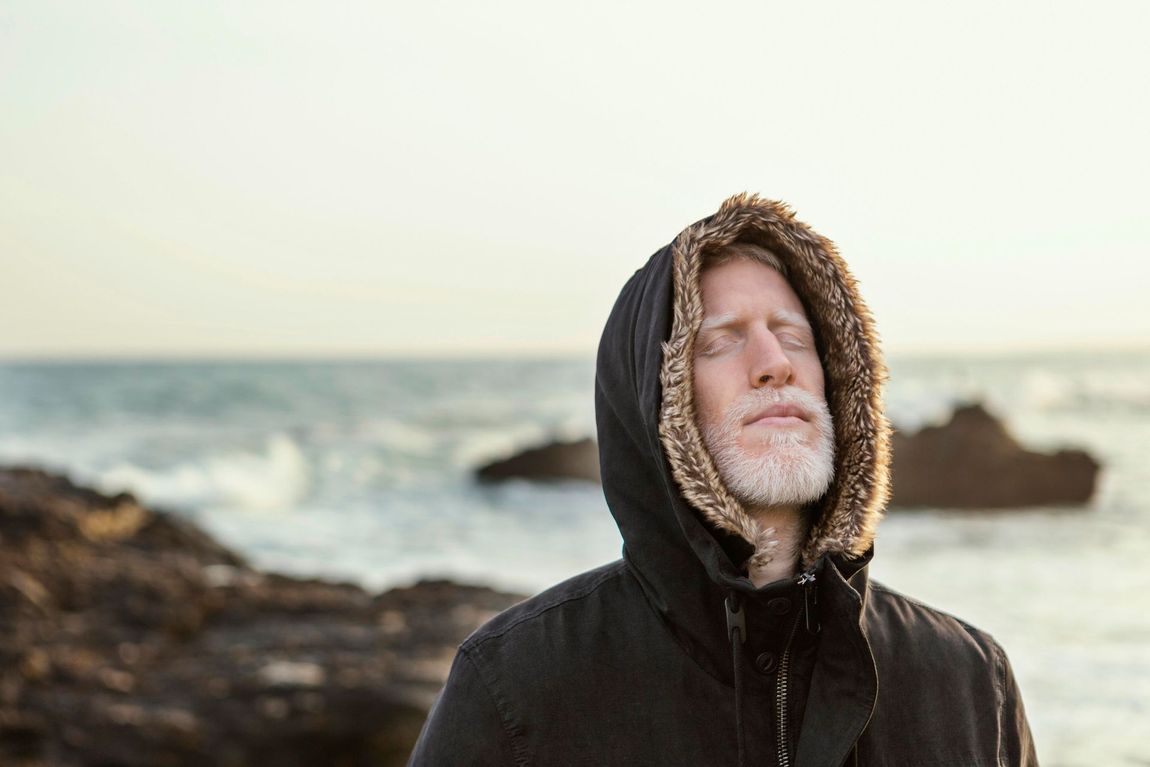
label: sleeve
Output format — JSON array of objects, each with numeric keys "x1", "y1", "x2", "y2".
[
  {"x1": 996, "y1": 644, "x2": 1039, "y2": 766},
  {"x1": 407, "y1": 646, "x2": 519, "y2": 766}
]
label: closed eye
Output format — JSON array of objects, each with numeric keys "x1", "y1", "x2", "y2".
[
  {"x1": 698, "y1": 335, "x2": 737, "y2": 356},
  {"x1": 778, "y1": 334, "x2": 807, "y2": 349}
]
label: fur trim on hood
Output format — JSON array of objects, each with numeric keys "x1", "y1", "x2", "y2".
[{"x1": 657, "y1": 192, "x2": 893, "y2": 574}]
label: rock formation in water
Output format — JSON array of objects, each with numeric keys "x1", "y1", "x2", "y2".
[
  {"x1": 476, "y1": 436, "x2": 600, "y2": 483},
  {"x1": 888, "y1": 401, "x2": 1100, "y2": 509},
  {"x1": 0, "y1": 466, "x2": 524, "y2": 767}
]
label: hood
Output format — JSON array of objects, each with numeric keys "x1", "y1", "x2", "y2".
[{"x1": 595, "y1": 191, "x2": 892, "y2": 600}]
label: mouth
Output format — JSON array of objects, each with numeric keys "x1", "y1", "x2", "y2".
[{"x1": 744, "y1": 405, "x2": 808, "y2": 426}]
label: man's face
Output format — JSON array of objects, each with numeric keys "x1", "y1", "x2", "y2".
[{"x1": 692, "y1": 256, "x2": 836, "y2": 509}]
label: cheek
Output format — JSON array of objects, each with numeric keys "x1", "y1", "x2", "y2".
[
  {"x1": 692, "y1": 365, "x2": 726, "y2": 429},
  {"x1": 802, "y1": 360, "x2": 826, "y2": 400}
]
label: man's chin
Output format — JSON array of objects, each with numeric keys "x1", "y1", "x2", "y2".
[{"x1": 736, "y1": 435, "x2": 811, "y2": 456}]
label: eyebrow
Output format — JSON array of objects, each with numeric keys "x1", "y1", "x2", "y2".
[{"x1": 698, "y1": 309, "x2": 814, "y2": 335}]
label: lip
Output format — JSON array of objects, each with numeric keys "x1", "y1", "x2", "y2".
[
  {"x1": 744, "y1": 405, "x2": 808, "y2": 425},
  {"x1": 747, "y1": 415, "x2": 805, "y2": 427}
]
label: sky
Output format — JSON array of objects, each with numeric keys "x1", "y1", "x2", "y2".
[{"x1": 1, "y1": 0, "x2": 1147, "y2": 360}]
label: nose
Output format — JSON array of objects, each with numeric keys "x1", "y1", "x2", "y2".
[{"x1": 749, "y1": 328, "x2": 794, "y2": 389}]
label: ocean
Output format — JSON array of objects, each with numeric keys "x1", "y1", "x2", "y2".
[{"x1": 1, "y1": 351, "x2": 1147, "y2": 766}]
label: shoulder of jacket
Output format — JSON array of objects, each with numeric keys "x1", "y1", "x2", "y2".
[
  {"x1": 867, "y1": 579, "x2": 1007, "y2": 659},
  {"x1": 865, "y1": 579, "x2": 1034, "y2": 753},
  {"x1": 460, "y1": 559, "x2": 631, "y2": 653}
]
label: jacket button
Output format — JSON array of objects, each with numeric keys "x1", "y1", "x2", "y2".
[
  {"x1": 767, "y1": 598, "x2": 791, "y2": 615},
  {"x1": 755, "y1": 652, "x2": 777, "y2": 674}
]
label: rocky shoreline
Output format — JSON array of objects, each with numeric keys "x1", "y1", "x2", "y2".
[{"x1": 0, "y1": 466, "x2": 525, "y2": 767}]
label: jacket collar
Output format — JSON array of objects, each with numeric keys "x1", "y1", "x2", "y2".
[{"x1": 793, "y1": 550, "x2": 878, "y2": 767}]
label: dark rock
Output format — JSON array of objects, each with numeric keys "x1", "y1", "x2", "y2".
[
  {"x1": 889, "y1": 401, "x2": 1101, "y2": 509},
  {"x1": 470, "y1": 407, "x2": 1100, "y2": 512},
  {"x1": 0, "y1": 465, "x2": 525, "y2": 766},
  {"x1": 476, "y1": 436, "x2": 600, "y2": 483}
]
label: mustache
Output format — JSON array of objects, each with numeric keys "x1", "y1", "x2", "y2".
[{"x1": 724, "y1": 387, "x2": 821, "y2": 425}]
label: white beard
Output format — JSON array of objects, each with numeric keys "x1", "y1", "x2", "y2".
[{"x1": 700, "y1": 387, "x2": 836, "y2": 510}]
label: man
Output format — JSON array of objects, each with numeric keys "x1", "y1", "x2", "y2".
[{"x1": 409, "y1": 193, "x2": 1037, "y2": 766}]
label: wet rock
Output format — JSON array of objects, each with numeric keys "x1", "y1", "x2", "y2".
[
  {"x1": 476, "y1": 436, "x2": 600, "y2": 483},
  {"x1": 889, "y1": 401, "x2": 1101, "y2": 509},
  {"x1": 0, "y1": 465, "x2": 525, "y2": 767}
]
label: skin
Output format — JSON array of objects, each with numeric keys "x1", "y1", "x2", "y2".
[{"x1": 693, "y1": 256, "x2": 827, "y2": 585}]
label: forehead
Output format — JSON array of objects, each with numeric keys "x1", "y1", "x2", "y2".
[{"x1": 697, "y1": 257, "x2": 811, "y2": 326}]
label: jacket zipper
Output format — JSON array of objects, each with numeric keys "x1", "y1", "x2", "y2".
[{"x1": 777, "y1": 571, "x2": 817, "y2": 767}]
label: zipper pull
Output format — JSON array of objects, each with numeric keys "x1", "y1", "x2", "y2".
[{"x1": 798, "y1": 571, "x2": 819, "y2": 634}]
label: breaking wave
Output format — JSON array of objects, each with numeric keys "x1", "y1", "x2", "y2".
[{"x1": 94, "y1": 432, "x2": 311, "y2": 513}]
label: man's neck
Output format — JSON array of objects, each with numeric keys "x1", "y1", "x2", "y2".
[{"x1": 745, "y1": 504, "x2": 807, "y2": 588}]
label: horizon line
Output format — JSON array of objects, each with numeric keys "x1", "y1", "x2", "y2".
[{"x1": 1, "y1": 340, "x2": 1148, "y2": 365}]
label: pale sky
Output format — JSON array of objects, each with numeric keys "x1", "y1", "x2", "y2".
[{"x1": 2, "y1": 1, "x2": 1147, "y2": 360}]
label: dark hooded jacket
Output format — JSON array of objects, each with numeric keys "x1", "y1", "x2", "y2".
[{"x1": 408, "y1": 194, "x2": 1038, "y2": 766}]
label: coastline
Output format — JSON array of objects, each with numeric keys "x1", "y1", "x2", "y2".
[{"x1": 0, "y1": 464, "x2": 524, "y2": 767}]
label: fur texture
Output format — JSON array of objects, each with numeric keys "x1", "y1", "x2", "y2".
[{"x1": 657, "y1": 193, "x2": 893, "y2": 572}]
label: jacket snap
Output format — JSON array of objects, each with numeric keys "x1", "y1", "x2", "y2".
[
  {"x1": 754, "y1": 651, "x2": 778, "y2": 674},
  {"x1": 767, "y1": 597, "x2": 791, "y2": 615}
]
